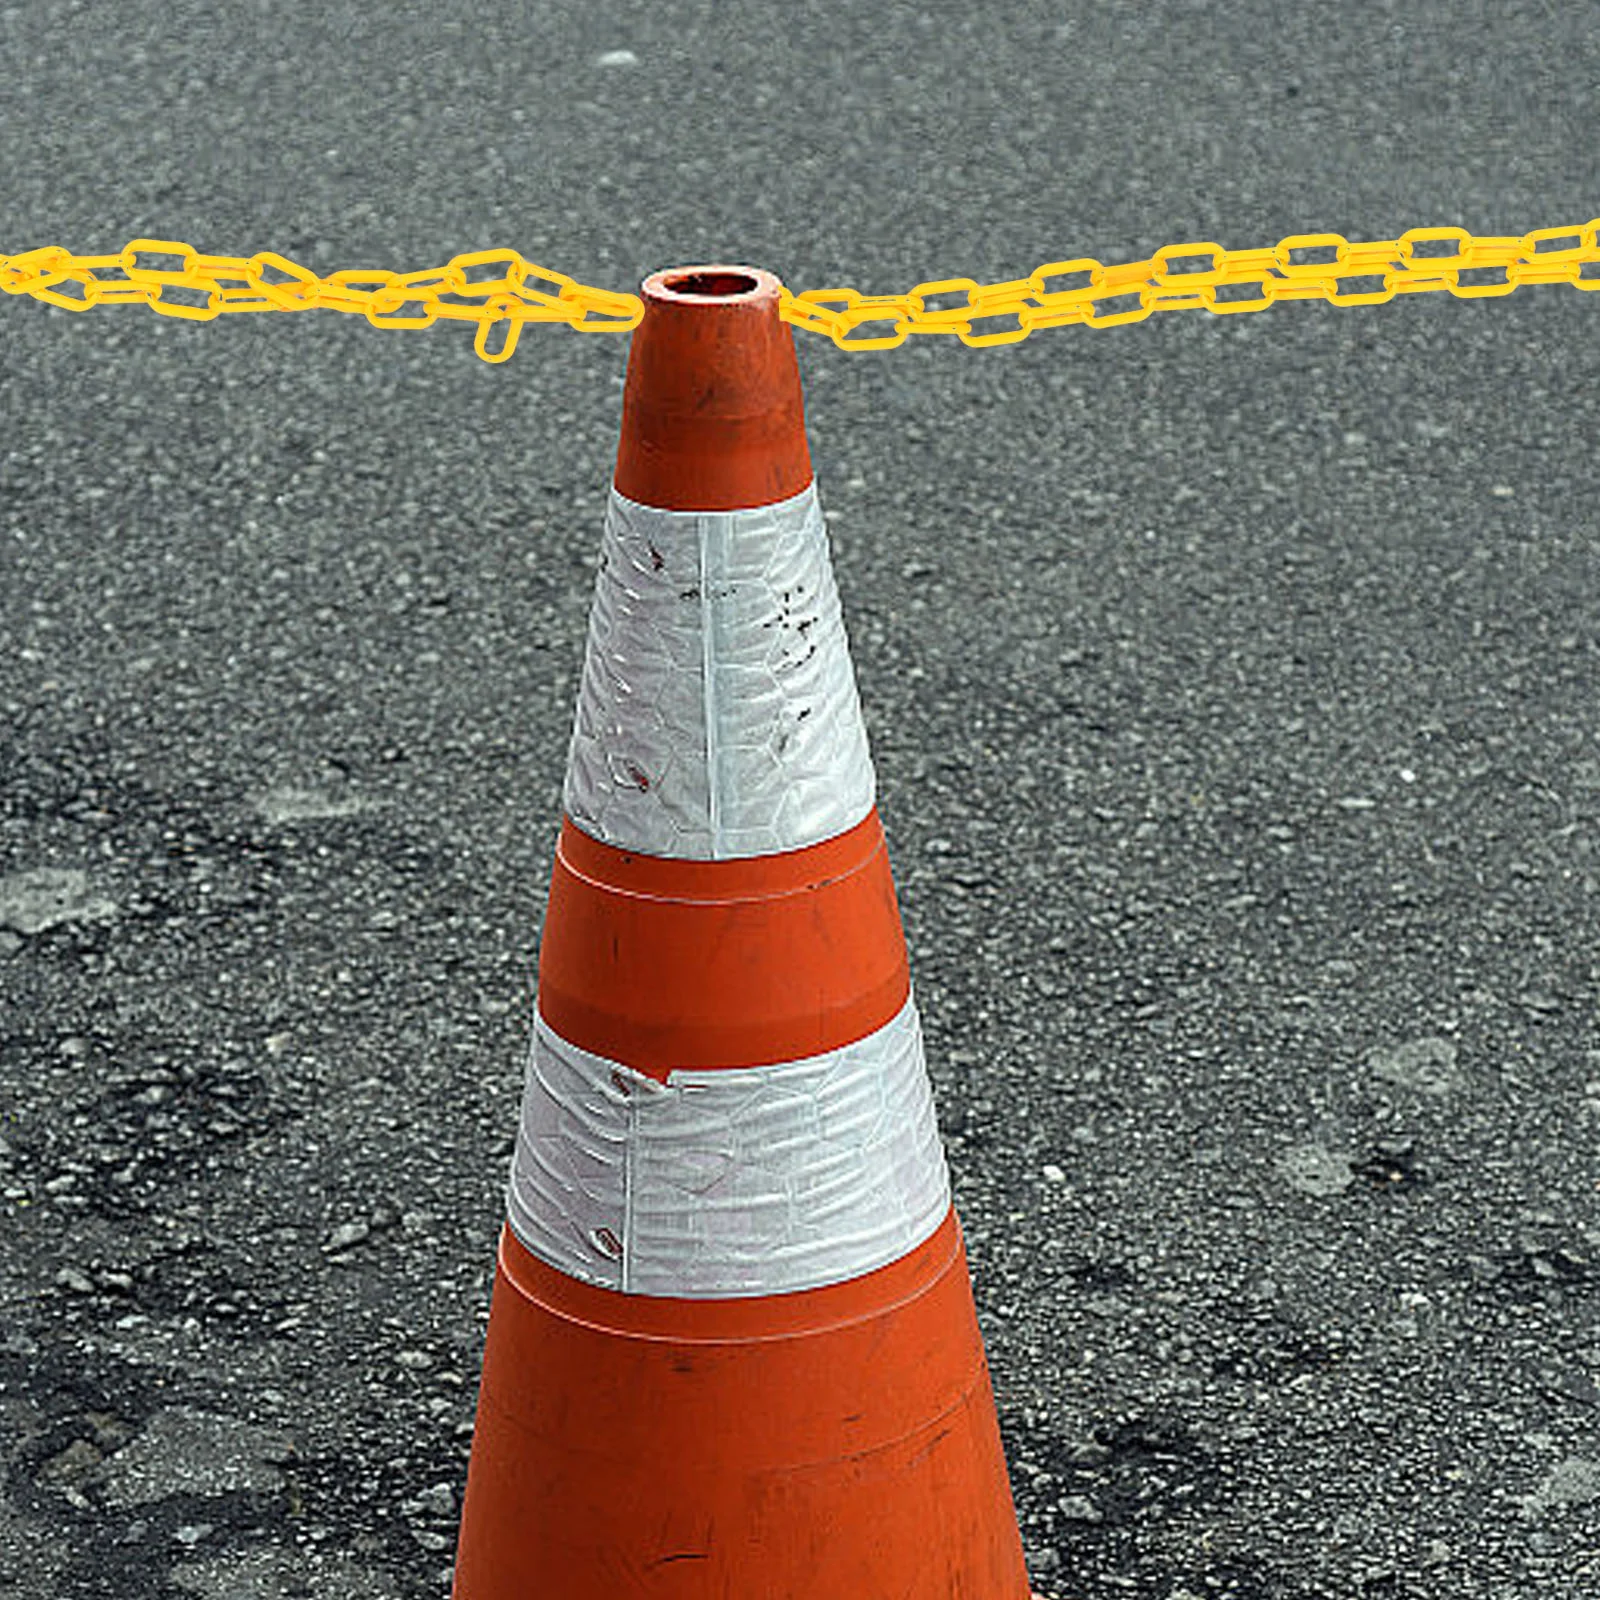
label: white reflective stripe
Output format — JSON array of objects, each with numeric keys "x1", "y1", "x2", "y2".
[
  {"x1": 563, "y1": 482, "x2": 876, "y2": 861},
  {"x1": 506, "y1": 997, "x2": 951, "y2": 1297}
]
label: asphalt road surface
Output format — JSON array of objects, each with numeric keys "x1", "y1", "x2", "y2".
[{"x1": 4, "y1": 3, "x2": 1600, "y2": 1596}]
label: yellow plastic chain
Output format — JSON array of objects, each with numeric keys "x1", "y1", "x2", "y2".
[
  {"x1": 3, "y1": 224, "x2": 1597, "y2": 360},
  {"x1": 0, "y1": 239, "x2": 642, "y2": 362},
  {"x1": 781, "y1": 222, "x2": 1600, "y2": 349}
]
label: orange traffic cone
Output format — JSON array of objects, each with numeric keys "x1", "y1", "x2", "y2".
[{"x1": 453, "y1": 266, "x2": 1034, "y2": 1598}]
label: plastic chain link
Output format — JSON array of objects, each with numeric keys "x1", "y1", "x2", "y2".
[{"x1": 3, "y1": 224, "x2": 1597, "y2": 360}]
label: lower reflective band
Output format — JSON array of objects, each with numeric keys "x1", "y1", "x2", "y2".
[{"x1": 506, "y1": 995, "x2": 951, "y2": 1298}]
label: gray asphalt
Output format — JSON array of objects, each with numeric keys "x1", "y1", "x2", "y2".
[{"x1": 3, "y1": 2, "x2": 1600, "y2": 1596}]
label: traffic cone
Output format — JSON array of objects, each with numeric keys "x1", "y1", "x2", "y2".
[{"x1": 453, "y1": 266, "x2": 1034, "y2": 1599}]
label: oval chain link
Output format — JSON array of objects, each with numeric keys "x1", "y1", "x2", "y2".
[{"x1": 2, "y1": 225, "x2": 1596, "y2": 360}]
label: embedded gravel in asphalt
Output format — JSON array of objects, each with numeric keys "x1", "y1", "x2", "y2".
[{"x1": 3, "y1": 3, "x2": 1600, "y2": 1596}]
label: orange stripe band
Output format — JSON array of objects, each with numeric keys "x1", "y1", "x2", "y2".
[
  {"x1": 453, "y1": 1209, "x2": 1032, "y2": 1599},
  {"x1": 537, "y1": 808, "x2": 911, "y2": 1077}
]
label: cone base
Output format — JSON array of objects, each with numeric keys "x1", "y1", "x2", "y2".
[{"x1": 454, "y1": 1211, "x2": 1031, "y2": 1599}]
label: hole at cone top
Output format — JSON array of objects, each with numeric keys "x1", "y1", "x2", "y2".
[{"x1": 662, "y1": 269, "x2": 761, "y2": 300}]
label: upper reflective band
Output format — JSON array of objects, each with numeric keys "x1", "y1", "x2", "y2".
[
  {"x1": 507, "y1": 996, "x2": 951, "y2": 1298},
  {"x1": 564, "y1": 482, "x2": 876, "y2": 861}
]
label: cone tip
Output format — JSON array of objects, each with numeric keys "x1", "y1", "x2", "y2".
[
  {"x1": 615, "y1": 264, "x2": 810, "y2": 511},
  {"x1": 641, "y1": 265, "x2": 783, "y2": 307}
]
